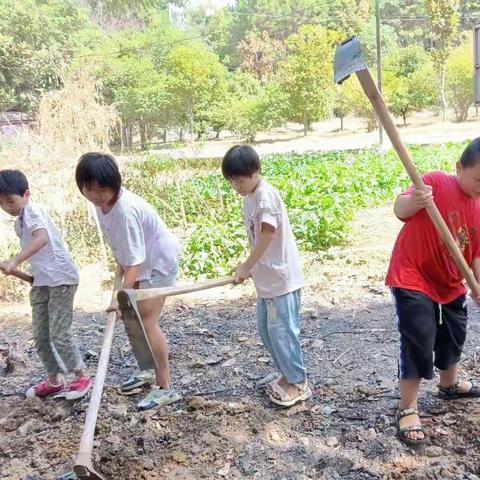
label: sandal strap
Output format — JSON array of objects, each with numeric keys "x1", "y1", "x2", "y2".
[
  {"x1": 398, "y1": 425, "x2": 424, "y2": 433},
  {"x1": 439, "y1": 380, "x2": 477, "y2": 395},
  {"x1": 397, "y1": 407, "x2": 419, "y2": 420},
  {"x1": 270, "y1": 381, "x2": 290, "y2": 402}
]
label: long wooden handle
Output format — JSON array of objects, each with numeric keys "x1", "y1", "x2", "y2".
[
  {"x1": 0, "y1": 261, "x2": 33, "y2": 284},
  {"x1": 120, "y1": 276, "x2": 234, "y2": 302},
  {"x1": 75, "y1": 272, "x2": 123, "y2": 474},
  {"x1": 356, "y1": 69, "x2": 480, "y2": 298}
]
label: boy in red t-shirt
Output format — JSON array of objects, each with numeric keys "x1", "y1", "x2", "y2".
[{"x1": 386, "y1": 138, "x2": 480, "y2": 446}]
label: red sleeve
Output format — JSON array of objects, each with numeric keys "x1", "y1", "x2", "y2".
[
  {"x1": 397, "y1": 171, "x2": 442, "y2": 222},
  {"x1": 401, "y1": 171, "x2": 440, "y2": 196}
]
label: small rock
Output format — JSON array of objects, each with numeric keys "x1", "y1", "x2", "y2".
[
  {"x1": 111, "y1": 405, "x2": 128, "y2": 419},
  {"x1": 191, "y1": 358, "x2": 206, "y2": 368},
  {"x1": 325, "y1": 437, "x2": 339, "y2": 448},
  {"x1": 85, "y1": 350, "x2": 98, "y2": 359},
  {"x1": 205, "y1": 355, "x2": 223, "y2": 365},
  {"x1": 217, "y1": 462, "x2": 231, "y2": 476},
  {"x1": 465, "y1": 474, "x2": 480, "y2": 480},
  {"x1": 257, "y1": 356, "x2": 270, "y2": 364},
  {"x1": 171, "y1": 450, "x2": 187, "y2": 463},
  {"x1": 425, "y1": 446, "x2": 444, "y2": 457},
  {"x1": 384, "y1": 427, "x2": 397, "y2": 436},
  {"x1": 221, "y1": 358, "x2": 236, "y2": 367},
  {"x1": 322, "y1": 405, "x2": 337, "y2": 417},
  {"x1": 358, "y1": 385, "x2": 376, "y2": 396}
]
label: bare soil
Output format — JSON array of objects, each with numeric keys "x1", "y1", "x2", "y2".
[{"x1": 1, "y1": 206, "x2": 480, "y2": 480}]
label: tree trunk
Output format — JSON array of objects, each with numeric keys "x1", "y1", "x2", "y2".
[
  {"x1": 163, "y1": 128, "x2": 167, "y2": 143},
  {"x1": 122, "y1": 123, "x2": 133, "y2": 147},
  {"x1": 188, "y1": 98, "x2": 194, "y2": 141},
  {"x1": 440, "y1": 65, "x2": 447, "y2": 122},
  {"x1": 139, "y1": 121, "x2": 147, "y2": 151},
  {"x1": 303, "y1": 110, "x2": 308, "y2": 136},
  {"x1": 215, "y1": 130, "x2": 220, "y2": 139},
  {"x1": 403, "y1": 113, "x2": 407, "y2": 127},
  {"x1": 179, "y1": 128, "x2": 184, "y2": 141},
  {"x1": 340, "y1": 116, "x2": 344, "y2": 131}
]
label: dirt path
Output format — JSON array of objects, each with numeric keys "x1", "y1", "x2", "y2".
[
  {"x1": 151, "y1": 110, "x2": 480, "y2": 160},
  {"x1": 2, "y1": 206, "x2": 480, "y2": 480}
]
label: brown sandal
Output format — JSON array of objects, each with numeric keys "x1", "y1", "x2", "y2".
[{"x1": 396, "y1": 408, "x2": 428, "y2": 447}]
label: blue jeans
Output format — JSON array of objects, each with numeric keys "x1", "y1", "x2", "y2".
[{"x1": 256, "y1": 289, "x2": 307, "y2": 384}]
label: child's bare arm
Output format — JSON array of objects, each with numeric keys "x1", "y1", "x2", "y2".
[
  {"x1": 472, "y1": 258, "x2": 480, "y2": 284},
  {"x1": 234, "y1": 223, "x2": 276, "y2": 284},
  {"x1": 394, "y1": 186, "x2": 433, "y2": 219},
  {"x1": 0, "y1": 229, "x2": 48, "y2": 274},
  {"x1": 106, "y1": 263, "x2": 140, "y2": 312}
]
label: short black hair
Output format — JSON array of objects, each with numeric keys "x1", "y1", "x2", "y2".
[
  {"x1": 460, "y1": 138, "x2": 480, "y2": 168},
  {"x1": 221, "y1": 145, "x2": 261, "y2": 178},
  {"x1": 0, "y1": 169, "x2": 29, "y2": 196},
  {"x1": 76, "y1": 152, "x2": 122, "y2": 194}
]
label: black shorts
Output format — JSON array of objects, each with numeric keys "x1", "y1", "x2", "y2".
[{"x1": 392, "y1": 287, "x2": 468, "y2": 380}]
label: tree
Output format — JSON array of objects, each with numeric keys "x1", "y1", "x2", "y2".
[
  {"x1": 0, "y1": 0, "x2": 97, "y2": 112},
  {"x1": 343, "y1": 77, "x2": 377, "y2": 132},
  {"x1": 333, "y1": 85, "x2": 353, "y2": 131},
  {"x1": 165, "y1": 43, "x2": 228, "y2": 140},
  {"x1": 446, "y1": 42, "x2": 474, "y2": 122},
  {"x1": 237, "y1": 31, "x2": 285, "y2": 85},
  {"x1": 380, "y1": 0, "x2": 429, "y2": 47},
  {"x1": 278, "y1": 25, "x2": 340, "y2": 135},
  {"x1": 383, "y1": 46, "x2": 437, "y2": 126},
  {"x1": 425, "y1": 0, "x2": 461, "y2": 121}
]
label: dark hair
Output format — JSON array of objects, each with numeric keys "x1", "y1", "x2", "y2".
[
  {"x1": 75, "y1": 152, "x2": 122, "y2": 195},
  {"x1": 460, "y1": 138, "x2": 480, "y2": 168},
  {"x1": 0, "y1": 169, "x2": 29, "y2": 196},
  {"x1": 221, "y1": 145, "x2": 261, "y2": 178}
]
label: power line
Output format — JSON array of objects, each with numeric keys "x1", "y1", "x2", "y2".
[{"x1": 69, "y1": 9, "x2": 480, "y2": 60}]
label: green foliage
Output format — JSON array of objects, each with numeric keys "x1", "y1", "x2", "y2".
[
  {"x1": 165, "y1": 42, "x2": 228, "y2": 138},
  {"x1": 0, "y1": 0, "x2": 97, "y2": 111},
  {"x1": 125, "y1": 142, "x2": 467, "y2": 279},
  {"x1": 384, "y1": 46, "x2": 437, "y2": 125},
  {"x1": 426, "y1": 0, "x2": 461, "y2": 118},
  {"x1": 446, "y1": 42, "x2": 474, "y2": 122},
  {"x1": 278, "y1": 25, "x2": 341, "y2": 134}
]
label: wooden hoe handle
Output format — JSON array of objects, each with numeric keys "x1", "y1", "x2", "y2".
[
  {"x1": 74, "y1": 271, "x2": 123, "y2": 479},
  {"x1": 0, "y1": 261, "x2": 33, "y2": 284},
  {"x1": 119, "y1": 276, "x2": 235, "y2": 302},
  {"x1": 356, "y1": 69, "x2": 480, "y2": 298}
]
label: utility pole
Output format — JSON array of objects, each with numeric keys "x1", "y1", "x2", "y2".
[{"x1": 375, "y1": 0, "x2": 383, "y2": 145}]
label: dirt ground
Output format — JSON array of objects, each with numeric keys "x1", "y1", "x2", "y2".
[{"x1": 2, "y1": 206, "x2": 480, "y2": 480}]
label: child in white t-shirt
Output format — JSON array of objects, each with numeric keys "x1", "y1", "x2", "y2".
[
  {"x1": 222, "y1": 145, "x2": 311, "y2": 407},
  {"x1": 75, "y1": 153, "x2": 181, "y2": 411},
  {"x1": 0, "y1": 169, "x2": 91, "y2": 400}
]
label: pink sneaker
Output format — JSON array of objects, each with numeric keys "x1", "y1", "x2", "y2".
[
  {"x1": 66, "y1": 377, "x2": 92, "y2": 400},
  {"x1": 26, "y1": 378, "x2": 66, "y2": 398}
]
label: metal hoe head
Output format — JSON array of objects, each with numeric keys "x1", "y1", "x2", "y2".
[{"x1": 334, "y1": 37, "x2": 367, "y2": 85}]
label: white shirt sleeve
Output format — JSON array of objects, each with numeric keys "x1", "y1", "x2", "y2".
[
  {"x1": 23, "y1": 204, "x2": 48, "y2": 234},
  {"x1": 256, "y1": 190, "x2": 280, "y2": 229},
  {"x1": 120, "y1": 211, "x2": 146, "y2": 267}
]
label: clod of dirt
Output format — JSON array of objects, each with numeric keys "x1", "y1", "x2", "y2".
[
  {"x1": 5, "y1": 352, "x2": 26, "y2": 373},
  {"x1": 425, "y1": 446, "x2": 444, "y2": 457}
]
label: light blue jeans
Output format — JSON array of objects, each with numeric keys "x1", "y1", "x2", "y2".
[{"x1": 256, "y1": 289, "x2": 307, "y2": 384}]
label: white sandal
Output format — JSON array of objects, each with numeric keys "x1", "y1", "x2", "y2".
[{"x1": 268, "y1": 380, "x2": 312, "y2": 407}]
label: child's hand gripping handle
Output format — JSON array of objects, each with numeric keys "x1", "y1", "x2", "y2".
[
  {"x1": 355, "y1": 69, "x2": 480, "y2": 300},
  {"x1": 0, "y1": 261, "x2": 33, "y2": 284}
]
